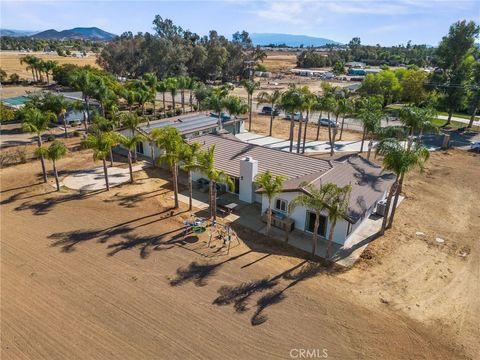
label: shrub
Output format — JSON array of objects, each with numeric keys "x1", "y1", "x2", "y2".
[
  {"x1": 73, "y1": 130, "x2": 80, "y2": 137},
  {"x1": 46, "y1": 134, "x2": 55, "y2": 142},
  {"x1": 166, "y1": 110, "x2": 174, "y2": 117},
  {"x1": 175, "y1": 108, "x2": 182, "y2": 115}
]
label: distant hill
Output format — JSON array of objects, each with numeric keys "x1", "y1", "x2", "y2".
[
  {"x1": 250, "y1": 33, "x2": 341, "y2": 47},
  {"x1": 0, "y1": 29, "x2": 37, "y2": 37},
  {"x1": 32, "y1": 27, "x2": 116, "y2": 41}
]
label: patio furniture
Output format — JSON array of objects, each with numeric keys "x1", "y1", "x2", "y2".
[{"x1": 262, "y1": 210, "x2": 295, "y2": 232}]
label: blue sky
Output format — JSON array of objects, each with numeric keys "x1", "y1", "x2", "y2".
[{"x1": 1, "y1": 0, "x2": 479, "y2": 46}]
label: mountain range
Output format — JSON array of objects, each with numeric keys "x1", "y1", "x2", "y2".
[
  {"x1": 0, "y1": 27, "x2": 116, "y2": 41},
  {"x1": 250, "y1": 33, "x2": 341, "y2": 47}
]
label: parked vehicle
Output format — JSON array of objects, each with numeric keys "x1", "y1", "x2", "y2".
[
  {"x1": 318, "y1": 118, "x2": 339, "y2": 127},
  {"x1": 285, "y1": 112, "x2": 301, "y2": 121},
  {"x1": 260, "y1": 106, "x2": 280, "y2": 116},
  {"x1": 471, "y1": 141, "x2": 480, "y2": 152}
]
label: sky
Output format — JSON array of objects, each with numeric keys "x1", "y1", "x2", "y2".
[{"x1": 1, "y1": 0, "x2": 479, "y2": 46}]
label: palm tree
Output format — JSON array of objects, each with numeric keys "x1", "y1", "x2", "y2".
[
  {"x1": 82, "y1": 132, "x2": 118, "y2": 191},
  {"x1": 21, "y1": 107, "x2": 56, "y2": 183},
  {"x1": 289, "y1": 183, "x2": 336, "y2": 255},
  {"x1": 301, "y1": 90, "x2": 317, "y2": 154},
  {"x1": 119, "y1": 112, "x2": 146, "y2": 162},
  {"x1": 399, "y1": 106, "x2": 436, "y2": 147},
  {"x1": 118, "y1": 134, "x2": 145, "y2": 183},
  {"x1": 20, "y1": 55, "x2": 37, "y2": 82},
  {"x1": 376, "y1": 138, "x2": 430, "y2": 233},
  {"x1": 337, "y1": 97, "x2": 352, "y2": 140},
  {"x1": 242, "y1": 79, "x2": 258, "y2": 132},
  {"x1": 198, "y1": 145, "x2": 234, "y2": 221},
  {"x1": 42, "y1": 60, "x2": 57, "y2": 85},
  {"x1": 152, "y1": 126, "x2": 184, "y2": 209},
  {"x1": 123, "y1": 88, "x2": 138, "y2": 113},
  {"x1": 143, "y1": 72, "x2": 158, "y2": 115},
  {"x1": 165, "y1": 77, "x2": 178, "y2": 111},
  {"x1": 36, "y1": 140, "x2": 68, "y2": 191},
  {"x1": 254, "y1": 171, "x2": 285, "y2": 236},
  {"x1": 205, "y1": 91, "x2": 227, "y2": 130},
  {"x1": 177, "y1": 75, "x2": 189, "y2": 113},
  {"x1": 224, "y1": 95, "x2": 248, "y2": 135},
  {"x1": 186, "y1": 77, "x2": 198, "y2": 112},
  {"x1": 156, "y1": 80, "x2": 168, "y2": 114},
  {"x1": 315, "y1": 95, "x2": 326, "y2": 141},
  {"x1": 180, "y1": 142, "x2": 203, "y2": 211},
  {"x1": 325, "y1": 184, "x2": 352, "y2": 258},
  {"x1": 358, "y1": 96, "x2": 383, "y2": 153},
  {"x1": 71, "y1": 69, "x2": 96, "y2": 125},
  {"x1": 280, "y1": 86, "x2": 304, "y2": 153},
  {"x1": 257, "y1": 90, "x2": 282, "y2": 137}
]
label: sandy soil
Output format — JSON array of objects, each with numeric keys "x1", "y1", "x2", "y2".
[
  {"x1": 0, "y1": 51, "x2": 99, "y2": 80},
  {"x1": 248, "y1": 113, "x2": 361, "y2": 141},
  {"x1": 261, "y1": 51, "x2": 298, "y2": 72},
  {"x1": 1, "y1": 146, "x2": 478, "y2": 359}
]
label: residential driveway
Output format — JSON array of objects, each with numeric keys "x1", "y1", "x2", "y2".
[
  {"x1": 63, "y1": 163, "x2": 149, "y2": 191},
  {"x1": 236, "y1": 132, "x2": 379, "y2": 153}
]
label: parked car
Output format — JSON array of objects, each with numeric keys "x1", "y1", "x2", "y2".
[
  {"x1": 285, "y1": 112, "x2": 301, "y2": 121},
  {"x1": 318, "y1": 118, "x2": 338, "y2": 127},
  {"x1": 471, "y1": 141, "x2": 480, "y2": 152},
  {"x1": 260, "y1": 106, "x2": 280, "y2": 116}
]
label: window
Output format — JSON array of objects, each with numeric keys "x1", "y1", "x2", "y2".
[
  {"x1": 275, "y1": 198, "x2": 288, "y2": 213},
  {"x1": 347, "y1": 222, "x2": 352, "y2": 236}
]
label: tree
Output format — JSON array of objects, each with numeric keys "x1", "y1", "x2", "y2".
[
  {"x1": 399, "y1": 106, "x2": 436, "y2": 144},
  {"x1": 336, "y1": 97, "x2": 352, "y2": 140},
  {"x1": 165, "y1": 77, "x2": 178, "y2": 111},
  {"x1": 289, "y1": 183, "x2": 335, "y2": 256},
  {"x1": 82, "y1": 132, "x2": 118, "y2": 191},
  {"x1": 359, "y1": 70, "x2": 401, "y2": 107},
  {"x1": 119, "y1": 112, "x2": 146, "y2": 161},
  {"x1": 376, "y1": 139, "x2": 429, "y2": 233},
  {"x1": 281, "y1": 86, "x2": 305, "y2": 153},
  {"x1": 435, "y1": 20, "x2": 480, "y2": 124},
  {"x1": 118, "y1": 134, "x2": 145, "y2": 183},
  {"x1": 332, "y1": 61, "x2": 345, "y2": 75},
  {"x1": 180, "y1": 142, "x2": 203, "y2": 211},
  {"x1": 401, "y1": 69, "x2": 428, "y2": 105},
  {"x1": 357, "y1": 96, "x2": 383, "y2": 153},
  {"x1": 35, "y1": 140, "x2": 68, "y2": 191},
  {"x1": 157, "y1": 80, "x2": 168, "y2": 114},
  {"x1": 300, "y1": 88, "x2": 317, "y2": 154},
  {"x1": 152, "y1": 126, "x2": 184, "y2": 209},
  {"x1": 71, "y1": 69, "x2": 96, "y2": 124},
  {"x1": 325, "y1": 184, "x2": 352, "y2": 258},
  {"x1": 205, "y1": 88, "x2": 228, "y2": 130},
  {"x1": 257, "y1": 90, "x2": 282, "y2": 137},
  {"x1": 254, "y1": 171, "x2": 285, "y2": 236},
  {"x1": 21, "y1": 107, "x2": 55, "y2": 182},
  {"x1": 42, "y1": 60, "x2": 57, "y2": 85},
  {"x1": 467, "y1": 61, "x2": 480, "y2": 128},
  {"x1": 198, "y1": 145, "x2": 234, "y2": 221},
  {"x1": 242, "y1": 79, "x2": 258, "y2": 132},
  {"x1": 0, "y1": 68, "x2": 7, "y2": 83},
  {"x1": 224, "y1": 95, "x2": 248, "y2": 135},
  {"x1": 143, "y1": 72, "x2": 158, "y2": 115}
]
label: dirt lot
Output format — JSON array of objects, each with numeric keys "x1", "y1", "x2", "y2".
[
  {"x1": 0, "y1": 51, "x2": 99, "y2": 80},
  {"x1": 1, "y1": 145, "x2": 478, "y2": 359}
]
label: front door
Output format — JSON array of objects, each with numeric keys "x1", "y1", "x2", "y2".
[
  {"x1": 136, "y1": 141, "x2": 144, "y2": 155},
  {"x1": 306, "y1": 211, "x2": 327, "y2": 236}
]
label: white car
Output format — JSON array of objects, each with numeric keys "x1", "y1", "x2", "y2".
[{"x1": 471, "y1": 141, "x2": 480, "y2": 151}]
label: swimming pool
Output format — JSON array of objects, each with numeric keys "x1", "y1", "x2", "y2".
[{"x1": 1, "y1": 95, "x2": 28, "y2": 107}]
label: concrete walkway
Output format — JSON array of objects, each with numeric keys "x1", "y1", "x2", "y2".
[
  {"x1": 62, "y1": 162, "x2": 150, "y2": 191},
  {"x1": 236, "y1": 132, "x2": 375, "y2": 153}
]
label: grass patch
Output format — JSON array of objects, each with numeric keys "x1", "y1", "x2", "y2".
[
  {"x1": 437, "y1": 111, "x2": 479, "y2": 121},
  {"x1": 431, "y1": 118, "x2": 480, "y2": 132}
]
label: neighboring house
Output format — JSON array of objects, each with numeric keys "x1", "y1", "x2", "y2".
[
  {"x1": 188, "y1": 134, "x2": 395, "y2": 246},
  {"x1": 119, "y1": 112, "x2": 244, "y2": 159}
]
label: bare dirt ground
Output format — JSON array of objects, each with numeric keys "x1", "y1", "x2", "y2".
[
  {"x1": 248, "y1": 113, "x2": 361, "y2": 141},
  {"x1": 0, "y1": 51, "x2": 99, "y2": 80},
  {"x1": 1, "y1": 146, "x2": 478, "y2": 359}
]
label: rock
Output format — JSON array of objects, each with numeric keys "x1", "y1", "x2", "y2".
[
  {"x1": 435, "y1": 237, "x2": 445, "y2": 244},
  {"x1": 416, "y1": 231, "x2": 425, "y2": 236}
]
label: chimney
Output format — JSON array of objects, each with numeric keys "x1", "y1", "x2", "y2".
[{"x1": 239, "y1": 156, "x2": 258, "y2": 203}]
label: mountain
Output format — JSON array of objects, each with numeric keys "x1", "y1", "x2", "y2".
[
  {"x1": 32, "y1": 27, "x2": 116, "y2": 41},
  {"x1": 250, "y1": 33, "x2": 341, "y2": 47},
  {"x1": 0, "y1": 29, "x2": 37, "y2": 37}
]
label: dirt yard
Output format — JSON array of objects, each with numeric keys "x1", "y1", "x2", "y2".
[{"x1": 1, "y1": 148, "x2": 479, "y2": 359}]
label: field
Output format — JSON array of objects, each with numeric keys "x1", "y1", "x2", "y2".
[
  {"x1": 0, "y1": 51, "x2": 99, "y2": 80},
  {"x1": 261, "y1": 51, "x2": 298, "y2": 72},
  {"x1": 1, "y1": 144, "x2": 479, "y2": 359}
]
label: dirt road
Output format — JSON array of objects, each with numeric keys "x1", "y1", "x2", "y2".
[{"x1": 1, "y1": 148, "x2": 478, "y2": 359}]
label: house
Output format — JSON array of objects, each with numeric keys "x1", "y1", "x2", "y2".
[
  {"x1": 187, "y1": 134, "x2": 395, "y2": 247},
  {"x1": 120, "y1": 112, "x2": 244, "y2": 159}
]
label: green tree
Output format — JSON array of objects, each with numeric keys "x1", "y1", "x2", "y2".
[
  {"x1": 300, "y1": 88, "x2": 317, "y2": 154},
  {"x1": 152, "y1": 126, "x2": 184, "y2": 209},
  {"x1": 332, "y1": 61, "x2": 345, "y2": 75},
  {"x1": 143, "y1": 72, "x2": 158, "y2": 115},
  {"x1": 118, "y1": 134, "x2": 145, "y2": 183},
  {"x1": 180, "y1": 142, "x2": 203, "y2": 211},
  {"x1": 42, "y1": 60, "x2": 57, "y2": 85},
  {"x1": 467, "y1": 61, "x2": 480, "y2": 128},
  {"x1": 254, "y1": 171, "x2": 285, "y2": 236},
  {"x1": 224, "y1": 95, "x2": 248, "y2": 135},
  {"x1": 165, "y1": 77, "x2": 178, "y2": 111},
  {"x1": 157, "y1": 80, "x2": 168, "y2": 114},
  {"x1": 281, "y1": 86, "x2": 305, "y2": 153},
  {"x1": 357, "y1": 96, "x2": 384, "y2": 153},
  {"x1": 325, "y1": 184, "x2": 352, "y2": 258},
  {"x1": 21, "y1": 107, "x2": 55, "y2": 182},
  {"x1": 119, "y1": 112, "x2": 147, "y2": 161},
  {"x1": 35, "y1": 140, "x2": 68, "y2": 191},
  {"x1": 257, "y1": 90, "x2": 282, "y2": 137},
  {"x1": 242, "y1": 79, "x2": 259, "y2": 132}
]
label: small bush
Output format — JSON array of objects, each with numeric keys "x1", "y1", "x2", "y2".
[
  {"x1": 166, "y1": 110, "x2": 174, "y2": 117},
  {"x1": 146, "y1": 108, "x2": 153, "y2": 115},
  {"x1": 175, "y1": 108, "x2": 182, "y2": 115},
  {"x1": 46, "y1": 134, "x2": 55, "y2": 142},
  {"x1": 73, "y1": 130, "x2": 80, "y2": 137}
]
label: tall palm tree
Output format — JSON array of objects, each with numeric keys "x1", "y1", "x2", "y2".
[
  {"x1": 180, "y1": 142, "x2": 203, "y2": 212},
  {"x1": 82, "y1": 132, "x2": 118, "y2": 191},
  {"x1": 198, "y1": 145, "x2": 234, "y2": 221},
  {"x1": 357, "y1": 96, "x2": 383, "y2": 153},
  {"x1": 156, "y1": 80, "x2": 168, "y2": 114},
  {"x1": 165, "y1": 77, "x2": 178, "y2": 111},
  {"x1": 399, "y1": 106, "x2": 436, "y2": 146},
  {"x1": 152, "y1": 126, "x2": 184, "y2": 209},
  {"x1": 257, "y1": 90, "x2": 282, "y2": 137},
  {"x1": 21, "y1": 107, "x2": 56, "y2": 183},
  {"x1": 242, "y1": 79, "x2": 258, "y2": 132},
  {"x1": 71, "y1": 69, "x2": 96, "y2": 124},
  {"x1": 337, "y1": 97, "x2": 352, "y2": 140},
  {"x1": 280, "y1": 86, "x2": 304, "y2": 153},
  {"x1": 118, "y1": 134, "x2": 145, "y2": 183},
  {"x1": 289, "y1": 183, "x2": 336, "y2": 255},
  {"x1": 376, "y1": 138, "x2": 430, "y2": 233},
  {"x1": 325, "y1": 184, "x2": 352, "y2": 258},
  {"x1": 119, "y1": 112, "x2": 146, "y2": 162},
  {"x1": 224, "y1": 95, "x2": 248, "y2": 135},
  {"x1": 254, "y1": 171, "x2": 285, "y2": 236},
  {"x1": 143, "y1": 72, "x2": 158, "y2": 115},
  {"x1": 301, "y1": 90, "x2": 317, "y2": 154},
  {"x1": 123, "y1": 88, "x2": 138, "y2": 113},
  {"x1": 42, "y1": 60, "x2": 57, "y2": 85},
  {"x1": 315, "y1": 95, "x2": 326, "y2": 141},
  {"x1": 35, "y1": 140, "x2": 68, "y2": 191},
  {"x1": 20, "y1": 55, "x2": 37, "y2": 82},
  {"x1": 186, "y1": 77, "x2": 198, "y2": 112},
  {"x1": 205, "y1": 91, "x2": 227, "y2": 130},
  {"x1": 177, "y1": 75, "x2": 189, "y2": 113}
]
